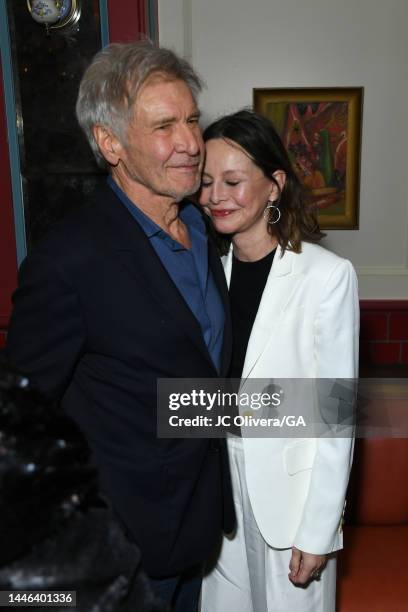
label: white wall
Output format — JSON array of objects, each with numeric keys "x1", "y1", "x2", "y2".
[{"x1": 158, "y1": 0, "x2": 408, "y2": 298}]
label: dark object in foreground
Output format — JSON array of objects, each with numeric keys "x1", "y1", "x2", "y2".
[{"x1": 0, "y1": 357, "x2": 167, "y2": 611}]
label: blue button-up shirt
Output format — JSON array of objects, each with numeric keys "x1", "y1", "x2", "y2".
[{"x1": 108, "y1": 177, "x2": 224, "y2": 373}]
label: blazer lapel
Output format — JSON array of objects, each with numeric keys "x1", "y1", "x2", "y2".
[
  {"x1": 94, "y1": 186, "x2": 217, "y2": 371},
  {"x1": 208, "y1": 236, "x2": 232, "y2": 377},
  {"x1": 224, "y1": 244, "x2": 302, "y2": 380}
]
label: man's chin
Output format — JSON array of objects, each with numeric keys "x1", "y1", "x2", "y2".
[{"x1": 167, "y1": 178, "x2": 201, "y2": 202}]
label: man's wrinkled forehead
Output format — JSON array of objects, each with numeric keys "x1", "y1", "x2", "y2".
[
  {"x1": 129, "y1": 75, "x2": 199, "y2": 130},
  {"x1": 130, "y1": 70, "x2": 196, "y2": 108}
]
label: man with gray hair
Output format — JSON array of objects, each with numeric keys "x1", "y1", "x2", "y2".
[{"x1": 6, "y1": 41, "x2": 234, "y2": 611}]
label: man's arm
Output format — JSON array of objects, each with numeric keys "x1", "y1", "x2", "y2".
[{"x1": 6, "y1": 251, "x2": 86, "y2": 399}]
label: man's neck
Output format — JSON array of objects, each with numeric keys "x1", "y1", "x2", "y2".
[
  {"x1": 111, "y1": 172, "x2": 181, "y2": 231},
  {"x1": 110, "y1": 173, "x2": 191, "y2": 248}
]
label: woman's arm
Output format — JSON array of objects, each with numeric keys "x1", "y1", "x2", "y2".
[{"x1": 292, "y1": 259, "x2": 359, "y2": 557}]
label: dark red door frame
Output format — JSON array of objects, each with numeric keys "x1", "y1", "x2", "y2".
[
  {"x1": 107, "y1": 0, "x2": 148, "y2": 43},
  {"x1": 0, "y1": 64, "x2": 17, "y2": 329}
]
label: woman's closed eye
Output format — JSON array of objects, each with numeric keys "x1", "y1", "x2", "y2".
[{"x1": 201, "y1": 179, "x2": 241, "y2": 188}]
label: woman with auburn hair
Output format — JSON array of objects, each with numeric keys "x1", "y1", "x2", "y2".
[{"x1": 199, "y1": 110, "x2": 359, "y2": 612}]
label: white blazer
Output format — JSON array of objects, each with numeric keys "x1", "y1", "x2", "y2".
[{"x1": 223, "y1": 241, "x2": 359, "y2": 555}]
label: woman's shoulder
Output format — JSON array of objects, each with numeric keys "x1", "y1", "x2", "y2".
[
  {"x1": 292, "y1": 242, "x2": 356, "y2": 287},
  {"x1": 298, "y1": 241, "x2": 353, "y2": 269}
]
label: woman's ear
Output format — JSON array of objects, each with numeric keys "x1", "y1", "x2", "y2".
[
  {"x1": 269, "y1": 170, "x2": 286, "y2": 201},
  {"x1": 92, "y1": 125, "x2": 122, "y2": 166}
]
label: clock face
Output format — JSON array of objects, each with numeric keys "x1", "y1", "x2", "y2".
[
  {"x1": 30, "y1": 1, "x2": 61, "y2": 24},
  {"x1": 28, "y1": 0, "x2": 80, "y2": 29}
]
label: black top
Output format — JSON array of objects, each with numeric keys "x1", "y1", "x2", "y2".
[{"x1": 229, "y1": 249, "x2": 276, "y2": 379}]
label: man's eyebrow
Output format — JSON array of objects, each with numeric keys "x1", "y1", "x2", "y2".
[
  {"x1": 151, "y1": 115, "x2": 177, "y2": 126},
  {"x1": 150, "y1": 109, "x2": 201, "y2": 127}
]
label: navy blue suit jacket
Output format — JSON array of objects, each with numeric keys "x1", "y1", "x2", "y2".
[{"x1": 6, "y1": 183, "x2": 235, "y2": 577}]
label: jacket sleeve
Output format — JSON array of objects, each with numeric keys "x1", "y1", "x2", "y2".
[
  {"x1": 293, "y1": 258, "x2": 359, "y2": 554},
  {"x1": 5, "y1": 251, "x2": 86, "y2": 399}
]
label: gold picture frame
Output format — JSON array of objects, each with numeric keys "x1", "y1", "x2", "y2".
[{"x1": 254, "y1": 87, "x2": 363, "y2": 229}]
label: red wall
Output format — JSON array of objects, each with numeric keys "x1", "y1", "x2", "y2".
[
  {"x1": 0, "y1": 64, "x2": 17, "y2": 345},
  {"x1": 107, "y1": 0, "x2": 147, "y2": 43}
]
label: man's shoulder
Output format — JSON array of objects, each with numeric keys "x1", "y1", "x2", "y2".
[{"x1": 32, "y1": 182, "x2": 122, "y2": 259}]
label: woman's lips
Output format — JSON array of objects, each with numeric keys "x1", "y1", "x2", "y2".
[{"x1": 211, "y1": 209, "x2": 236, "y2": 218}]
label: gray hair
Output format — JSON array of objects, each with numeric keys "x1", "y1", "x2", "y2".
[{"x1": 76, "y1": 40, "x2": 203, "y2": 169}]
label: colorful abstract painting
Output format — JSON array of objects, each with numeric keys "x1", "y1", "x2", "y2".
[{"x1": 254, "y1": 88, "x2": 363, "y2": 229}]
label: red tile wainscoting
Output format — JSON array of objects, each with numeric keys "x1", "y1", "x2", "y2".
[
  {"x1": 389, "y1": 312, "x2": 408, "y2": 342},
  {"x1": 360, "y1": 301, "x2": 408, "y2": 368}
]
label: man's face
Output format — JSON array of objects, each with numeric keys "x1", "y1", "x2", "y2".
[{"x1": 118, "y1": 76, "x2": 204, "y2": 202}]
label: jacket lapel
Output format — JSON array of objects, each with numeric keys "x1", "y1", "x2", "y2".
[
  {"x1": 94, "y1": 185, "x2": 217, "y2": 371},
  {"x1": 208, "y1": 236, "x2": 232, "y2": 377},
  {"x1": 224, "y1": 244, "x2": 302, "y2": 380}
]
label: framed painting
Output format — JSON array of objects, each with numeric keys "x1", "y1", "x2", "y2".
[{"x1": 253, "y1": 87, "x2": 363, "y2": 229}]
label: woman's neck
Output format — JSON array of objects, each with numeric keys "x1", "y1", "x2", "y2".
[{"x1": 232, "y1": 231, "x2": 278, "y2": 262}]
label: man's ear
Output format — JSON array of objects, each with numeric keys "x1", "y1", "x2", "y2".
[
  {"x1": 269, "y1": 170, "x2": 286, "y2": 200},
  {"x1": 92, "y1": 125, "x2": 122, "y2": 166}
]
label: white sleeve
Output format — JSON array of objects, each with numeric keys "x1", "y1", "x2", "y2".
[{"x1": 293, "y1": 259, "x2": 359, "y2": 554}]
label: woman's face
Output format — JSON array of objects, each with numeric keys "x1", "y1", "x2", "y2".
[{"x1": 199, "y1": 138, "x2": 280, "y2": 238}]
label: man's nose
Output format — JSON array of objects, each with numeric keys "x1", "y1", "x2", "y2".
[{"x1": 174, "y1": 124, "x2": 202, "y2": 156}]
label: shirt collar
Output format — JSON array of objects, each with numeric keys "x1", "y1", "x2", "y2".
[{"x1": 107, "y1": 176, "x2": 206, "y2": 238}]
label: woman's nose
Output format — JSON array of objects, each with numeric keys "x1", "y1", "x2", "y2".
[{"x1": 209, "y1": 183, "x2": 227, "y2": 204}]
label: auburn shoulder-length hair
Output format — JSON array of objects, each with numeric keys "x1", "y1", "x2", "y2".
[{"x1": 202, "y1": 109, "x2": 325, "y2": 254}]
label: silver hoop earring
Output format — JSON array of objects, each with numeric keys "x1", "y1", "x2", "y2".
[{"x1": 263, "y1": 200, "x2": 281, "y2": 224}]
